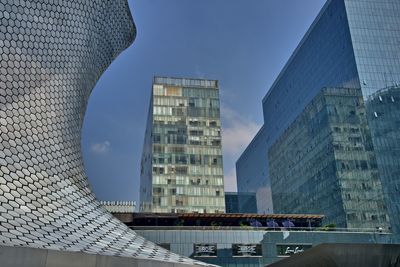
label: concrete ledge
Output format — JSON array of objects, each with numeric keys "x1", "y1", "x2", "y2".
[{"x1": 0, "y1": 245, "x2": 197, "y2": 267}]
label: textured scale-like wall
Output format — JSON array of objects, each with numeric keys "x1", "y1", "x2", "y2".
[{"x1": 0, "y1": 0, "x2": 206, "y2": 265}]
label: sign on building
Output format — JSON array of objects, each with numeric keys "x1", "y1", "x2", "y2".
[
  {"x1": 276, "y1": 244, "x2": 312, "y2": 256},
  {"x1": 232, "y1": 244, "x2": 262, "y2": 257},
  {"x1": 193, "y1": 244, "x2": 217, "y2": 257}
]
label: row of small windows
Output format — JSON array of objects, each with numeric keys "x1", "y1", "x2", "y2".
[
  {"x1": 337, "y1": 159, "x2": 372, "y2": 172},
  {"x1": 153, "y1": 85, "x2": 219, "y2": 98},
  {"x1": 152, "y1": 175, "x2": 224, "y2": 186},
  {"x1": 154, "y1": 78, "x2": 217, "y2": 88},
  {"x1": 151, "y1": 207, "x2": 225, "y2": 214},
  {"x1": 153, "y1": 116, "x2": 220, "y2": 128},
  {"x1": 153, "y1": 96, "x2": 219, "y2": 108},
  {"x1": 153, "y1": 106, "x2": 220, "y2": 118},
  {"x1": 152, "y1": 196, "x2": 225, "y2": 207},
  {"x1": 153, "y1": 145, "x2": 222, "y2": 156},
  {"x1": 153, "y1": 186, "x2": 223, "y2": 197},
  {"x1": 153, "y1": 134, "x2": 221, "y2": 146},
  {"x1": 152, "y1": 165, "x2": 223, "y2": 176},
  {"x1": 332, "y1": 126, "x2": 360, "y2": 133},
  {"x1": 152, "y1": 126, "x2": 220, "y2": 137},
  {"x1": 152, "y1": 154, "x2": 222, "y2": 166}
]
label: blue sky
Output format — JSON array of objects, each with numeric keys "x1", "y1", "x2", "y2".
[{"x1": 82, "y1": 0, "x2": 326, "y2": 203}]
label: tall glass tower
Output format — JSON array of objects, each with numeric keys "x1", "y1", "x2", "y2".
[
  {"x1": 237, "y1": 0, "x2": 400, "y2": 233},
  {"x1": 140, "y1": 77, "x2": 225, "y2": 213}
]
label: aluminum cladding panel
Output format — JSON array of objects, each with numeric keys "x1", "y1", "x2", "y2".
[{"x1": 0, "y1": 0, "x2": 207, "y2": 265}]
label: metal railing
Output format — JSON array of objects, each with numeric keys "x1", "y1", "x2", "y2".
[{"x1": 129, "y1": 225, "x2": 391, "y2": 234}]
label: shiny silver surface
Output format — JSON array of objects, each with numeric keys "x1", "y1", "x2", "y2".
[{"x1": 0, "y1": 0, "x2": 207, "y2": 265}]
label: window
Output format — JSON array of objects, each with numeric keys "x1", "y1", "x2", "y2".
[
  {"x1": 152, "y1": 167, "x2": 164, "y2": 174},
  {"x1": 209, "y1": 121, "x2": 217, "y2": 127},
  {"x1": 153, "y1": 188, "x2": 163, "y2": 194},
  {"x1": 166, "y1": 86, "x2": 182, "y2": 96},
  {"x1": 211, "y1": 139, "x2": 221, "y2": 146},
  {"x1": 169, "y1": 188, "x2": 176, "y2": 195}
]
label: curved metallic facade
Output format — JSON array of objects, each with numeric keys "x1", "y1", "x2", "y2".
[{"x1": 0, "y1": 0, "x2": 205, "y2": 265}]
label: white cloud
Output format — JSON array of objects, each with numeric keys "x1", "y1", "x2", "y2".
[
  {"x1": 221, "y1": 105, "x2": 261, "y2": 157},
  {"x1": 91, "y1": 141, "x2": 111, "y2": 154},
  {"x1": 224, "y1": 167, "x2": 238, "y2": 192},
  {"x1": 220, "y1": 105, "x2": 261, "y2": 192}
]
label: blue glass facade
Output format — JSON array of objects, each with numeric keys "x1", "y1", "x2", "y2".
[
  {"x1": 261, "y1": 0, "x2": 359, "y2": 141},
  {"x1": 345, "y1": 0, "x2": 400, "y2": 234},
  {"x1": 269, "y1": 87, "x2": 389, "y2": 229},
  {"x1": 225, "y1": 192, "x2": 258, "y2": 214},
  {"x1": 366, "y1": 87, "x2": 400, "y2": 234},
  {"x1": 237, "y1": 0, "x2": 400, "y2": 233},
  {"x1": 345, "y1": 0, "x2": 400, "y2": 97},
  {"x1": 236, "y1": 127, "x2": 273, "y2": 214},
  {"x1": 225, "y1": 192, "x2": 239, "y2": 213}
]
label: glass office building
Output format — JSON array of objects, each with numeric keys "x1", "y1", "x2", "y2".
[
  {"x1": 140, "y1": 77, "x2": 225, "y2": 213},
  {"x1": 225, "y1": 192, "x2": 258, "y2": 214},
  {"x1": 236, "y1": 0, "x2": 400, "y2": 233},
  {"x1": 269, "y1": 87, "x2": 389, "y2": 229},
  {"x1": 236, "y1": 127, "x2": 273, "y2": 214}
]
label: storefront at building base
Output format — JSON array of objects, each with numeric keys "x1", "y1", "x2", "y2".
[
  {"x1": 135, "y1": 229, "x2": 393, "y2": 266},
  {"x1": 113, "y1": 212, "x2": 395, "y2": 266}
]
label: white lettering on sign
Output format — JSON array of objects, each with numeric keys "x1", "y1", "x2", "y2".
[
  {"x1": 238, "y1": 245, "x2": 256, "y2": 254},
  {"x1": 195, "y1": 245, "x2": 215, "y2": 253},
  {"x1": 233, "y1": 244, "x2": 262, "y2": 257},
  {"x1": 284, "y1": 246, "x2": 304, "y2": 255}
]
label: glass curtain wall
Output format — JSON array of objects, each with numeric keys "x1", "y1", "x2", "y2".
[{"x1": 141, "y1": 77, "x2": 225, "y2": 213}]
